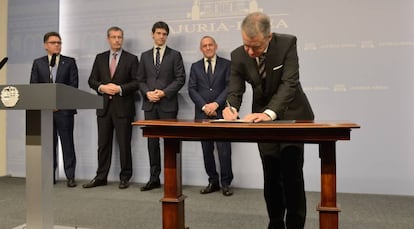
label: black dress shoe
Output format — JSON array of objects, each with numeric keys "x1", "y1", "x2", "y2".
[
  {"x1": 82, "y1": 179, "x2": 107, "y2": 188},
  {"x1": 67, "y1": 178, "x2": 77, "y2": 188},
  {"x1": 200, "y1": 183, "x2": 220, "y2": 194},
  {"x1": 222, "y1": 186, "x2": 233, "y2": 196},
  {"x1": 119, "y1": 180, "x2": 130, "y2": 189},
  {"x1": 140, "y1": 181, "x2": 161, "y2": 191}
]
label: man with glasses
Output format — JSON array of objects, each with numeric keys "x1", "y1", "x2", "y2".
[
  {"x1": 223, "y1": 12, "x2": 314, "y2": 229},
  {"x1": 30, "y1": 31, "x2": 79, "y2": 188}
]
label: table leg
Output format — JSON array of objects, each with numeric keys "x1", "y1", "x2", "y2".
[
  {"x1": 162, "y1": 139, "x2": 187, "y2": 229},
  {"x1": 317, "y1": 142, "x2": 340, "y2": 229}
]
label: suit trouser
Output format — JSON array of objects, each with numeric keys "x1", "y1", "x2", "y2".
[
  {"x1": 258, "y1": 142, "x2": 306, "y2": 229},
  {"x1": 53, "y1": 113, "x2": 76, "y2": 180},
  {"x1": 96, "y1": 101, "x2": 133, "y2": 181},
  {"x1": 144, "y1": 104, "x2": 177, "y2": 182},
  {"x1": 201, "y1": 140, "x2": 233, "y2": 187}
]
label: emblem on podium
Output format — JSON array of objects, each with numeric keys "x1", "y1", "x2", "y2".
[{"x1": 1, "y1": 86, "x2": 20, "y2": 107}]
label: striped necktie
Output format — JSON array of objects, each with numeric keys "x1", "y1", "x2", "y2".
[{"x1": 258, "y1": 54, "x2": 266, "y2": 79}]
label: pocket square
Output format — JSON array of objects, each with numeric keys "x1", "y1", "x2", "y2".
[{"x1": 273, "y1": 65, "x2": 283, "y2": 70}]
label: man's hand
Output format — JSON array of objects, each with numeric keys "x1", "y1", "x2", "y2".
[
  {"x1": 203, "y1": 102, "x2": 219, "y2": 117},
  {"x1": 147, "y1": 89, "x2": 165, "y2": 102},
  {"x1": 222, "y1": 107, "x2": 238, "y2": 120},
  {"x1": 146, "y1": 90, "x2": 159, "y2": 102},
  {"x1": 243, "y1": 113, "x2": 272, "y2": 123},
  {"x1": 100, "y1": 83, "x2": 121, "y2": 95}
]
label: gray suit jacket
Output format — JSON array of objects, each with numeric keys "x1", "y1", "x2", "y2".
[
  {"x1": 138, "y1": 46, "x2": 186, "y2": 112},
  {"x1": 228, "y1": 33, "x2": 314, "y2": 120}
]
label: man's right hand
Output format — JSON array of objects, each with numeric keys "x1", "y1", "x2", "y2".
[{"x1": 222, "y1": 107, "x2": 238, "y2": 120}]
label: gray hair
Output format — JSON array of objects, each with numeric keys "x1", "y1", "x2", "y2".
[{"x1": 241, "y1": 12, "x2": 271, "y2": 38}]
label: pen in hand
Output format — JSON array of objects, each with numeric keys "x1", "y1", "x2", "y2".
[{"x1": 226, "y1": 100, "x2": 237, "y2": 117}]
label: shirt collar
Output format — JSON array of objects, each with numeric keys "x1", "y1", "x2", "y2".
[{"x1": 204, "y1": 55, "x2": 217, "y2": 63}]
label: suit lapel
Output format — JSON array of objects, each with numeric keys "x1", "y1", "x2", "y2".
[{"x1": 103, "y1": 51, "x2": 111, "y2": 79}]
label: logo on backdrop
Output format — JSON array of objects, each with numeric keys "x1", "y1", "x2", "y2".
[
  {"x1": 1, "y1": 86, "x2": 20, "y2": 108},
  {"x1": 169, "y1": 0, "x2": 289, "y2": 34}
]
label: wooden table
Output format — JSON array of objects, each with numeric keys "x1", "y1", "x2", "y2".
[{"x1": 132, "y1": 119, "x2": 360, "y2": 229}]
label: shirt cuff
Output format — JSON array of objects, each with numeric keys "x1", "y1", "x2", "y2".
[{"x1": 263, "y1": 109, "x2": 277, "y2": 121}]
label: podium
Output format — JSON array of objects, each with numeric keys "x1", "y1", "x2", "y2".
[{"x1": 0, "y1": 84, "x2": 102, "y2": 229}]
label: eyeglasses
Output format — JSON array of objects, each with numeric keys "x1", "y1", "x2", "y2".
[{"x1": 47, "y1": 41, "x2": 62, "y2": 45}]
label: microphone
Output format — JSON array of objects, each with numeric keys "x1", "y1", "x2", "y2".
[
  {"x1": 50, "y1": 54, "x2": 57, "y2": 67},
  {"x1": 0, "y1": 57, "x2": 8, "y2": 70}
]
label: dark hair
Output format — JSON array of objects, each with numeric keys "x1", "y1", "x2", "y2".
[
  {"x1": 107, "y1": 26, "x2": 124, "y2": 37},
  {"x1": 152, "y1": 21, "x2": 169, "y2": 35},
  {"x1": 43, "y1": 31, "x2": 61, "y2": 43}
]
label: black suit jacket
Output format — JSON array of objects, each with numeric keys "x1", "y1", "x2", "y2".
[
  {"x1": 138, "y1": 46, "x2": 186, "y2": 112},
  {"x1": 228, "y1": 33, "x2": 314, "y2": 120},
  {"x1": 30, "y1": 55, "x2": 78, "y2": 115},
  {"x1": 188, "y1": 56, "x2": 230, "y2": 119},
  {"x1": 88, "y1": 50, "x2": 139, "y2": 117}
]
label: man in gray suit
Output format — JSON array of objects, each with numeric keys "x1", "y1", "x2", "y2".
[
  {"x1": 138, "y1": 21, "x2": 186, "y2": 191},
  {"x1": 223, "y1": 12, "x2": 314, "y2": 229}
]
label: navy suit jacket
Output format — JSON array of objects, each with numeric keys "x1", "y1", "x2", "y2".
[
  {"x1": 228, "y1": 33, "x2": 314, "y2": 120},
  {"x1": 138, "y1": 46, "x2": 186, "y2": 112},
  {"x1": 188, "y1": 56, "x2": 230, "y2": 119},
  {"x1": 30, "y1": 55, "x2": 78, "y2": 115},
  {"x1": 88, "y1": 50, "x2": 139, "y2": 117}
]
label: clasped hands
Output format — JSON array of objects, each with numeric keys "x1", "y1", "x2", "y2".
[
  {"x1": 203, "y1": 102, "x2": 219, "y2": 117},
  {"x1": 100, "y1": 83, "x2": 121, "y2": 95},
  {"x1": 147, "y1": 89, "x2": 165, "y2": 103},
  {"x1": 222, "y1": 107, "x2": 272, "y2": 123}
]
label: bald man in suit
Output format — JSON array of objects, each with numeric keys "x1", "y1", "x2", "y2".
[
  {"x1": 188, "y1": 36, "x2": 233, "y2": 196},
  {"x1": 138, "y1": 21, "x2": 186, "y2": 191},
  {"x1": 30, "y1": 31, "x2": 79, "y2": 188}
]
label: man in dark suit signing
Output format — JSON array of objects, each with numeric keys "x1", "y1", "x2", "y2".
[
  {"x1": 188, "y1": 36, "x2": 234, "y2": 196},
  {"x1": 223, "y1": 12, "x2": 314, "y2": 229},
  {"x1": 138, "y1": 21, "x2": 186, "y2": 191},
  {"x1": 84, "y1": 26, "x2": 139, "y2": 189},
  {"x1": 30, "y1": 31, "x2": 79, "y2": 188}
]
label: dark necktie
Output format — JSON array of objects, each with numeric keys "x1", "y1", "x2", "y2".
[
  {"x1": 258, "y1": 54, "x2": 266, "y2": 79},
  {"x1": 110, "y1": 53, "x2": 117, "y2": 78},
  {"x1": 207, "y1": 58, "x2": 213, "y2": 81},
  {"x1": 155, "y1": 47, "x2": 161, "y2": 73},
  {"x1": 258, "y1": 54, "x2": 266, "y2": 92}
]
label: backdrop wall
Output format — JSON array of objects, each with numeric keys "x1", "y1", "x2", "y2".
[{"x1": 6, "y1": 0, "x2": 414, "y2": 195}]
